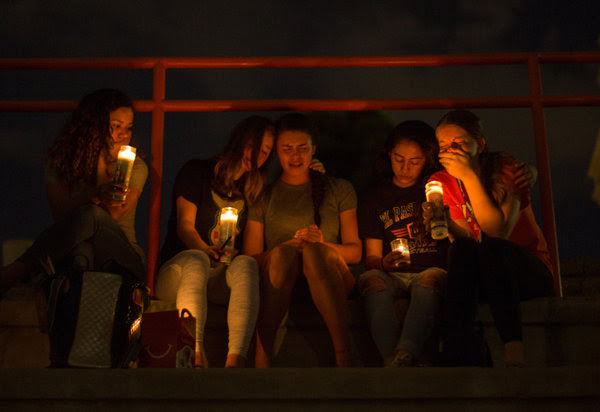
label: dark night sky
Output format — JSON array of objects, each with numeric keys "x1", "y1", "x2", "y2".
[{"x1": 1, "y1": 0, "x2": 599, "y2": 260}]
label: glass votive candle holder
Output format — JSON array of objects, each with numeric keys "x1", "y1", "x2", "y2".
[{"x1": 390, "y1": 238, "x2": 410, "y2": 265}]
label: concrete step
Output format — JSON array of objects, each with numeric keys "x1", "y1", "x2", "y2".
[
  {"x1": 1, "y1": 367, "x2": 599, "y2": 411},
  {"x1": 479, "y1": 297, "x2": 600, "y2": 367},
  {"x1": 0, "y1": 285, "x2": 49, "y2": 368},
  {"x1": 2, "y1": 284, "x2": 600, "y2": 368},
  {"x1": 199, "y1": 296, "x2": 600, "y2": 368},
  {"x1": 560, "y1": 258, "x2": 600, "y2": 297}
]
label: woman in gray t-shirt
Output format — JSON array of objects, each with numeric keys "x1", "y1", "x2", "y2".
[
  {"x1": 244, "y1": 113, "x2": 362, "y2": 368},
  {"x1": 1, "y1": 89, "x2": 147, "y2": 290},
  {"x1": 1, "y1": 89, "x2": 147, "y2": 367}
]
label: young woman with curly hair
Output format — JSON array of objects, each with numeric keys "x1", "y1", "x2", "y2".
[
  {"x1": 1, "y1": 88, "x2": 147, "y2": 301},
  {"x1": 0, "y1": 89, "x2": 148, "y2": 367},
  {"x1": 244, "y1": 112, "x2": 362, "y2": 368}
]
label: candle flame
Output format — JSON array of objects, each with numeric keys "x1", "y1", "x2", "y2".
[
  {"x1": 118, "y1": 145, "x2": 136, "y2": 161},
  {"x1": 425, "y1": 180, "x2": 443, "y2": 201},
  {"x1": 220, "y1": 207, "x2": 238, "y2": 223}
]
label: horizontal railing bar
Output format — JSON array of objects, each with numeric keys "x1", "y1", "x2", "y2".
[
  {"x1": 0, "y1": 58, "x2": 159, "y2": 70},
  {"x1": 539, "y1": 95, "x2": 600, "y2": 107},
  {"x1": 2, "y1": 95, "x2": 599, "y2": 113},
  {"x1": 536, "y1": 52, "x2": 600, "y2": 64},
  {"x1": 1, "y1": 52, "x2": 599, "y2": 71},
  {"x1": 162, "y1": 97, "x2": 534, "y2": 111},
  {"x1": 158, "y1": 54, "x2": 533, "y2": 68}
]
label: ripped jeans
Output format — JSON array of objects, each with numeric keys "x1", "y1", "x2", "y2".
[{"x1": 359, "y1": 267, "x2": 446, "y2": 364}]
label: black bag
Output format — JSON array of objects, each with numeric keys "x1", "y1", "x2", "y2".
[{"x1": 40, "y1": 258, "x2": 146, "y2": 368}]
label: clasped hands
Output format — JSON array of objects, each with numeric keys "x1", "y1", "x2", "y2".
[{"x1": 286, "y1": 224, "x2": 324, "y2": 250}]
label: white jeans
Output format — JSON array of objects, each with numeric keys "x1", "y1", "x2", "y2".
[{"x1": 155, "y1": 250, "x2": 259, "y2": 359}]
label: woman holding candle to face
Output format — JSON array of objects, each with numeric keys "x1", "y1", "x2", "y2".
[
  {"x1": 0, "y1": 89, "x2": 147, "y2": 366},
  {"x1": 156, "y1": 116, "x2": 275, "y2": 368},
  {"x1": 430, "y1": 109, "x2": 553, "y2": 367},
  {"x1": 357, "y1": 120, "x2": 449, "y2": 367},
  {"x1": 243, "y1": 112, "x2": 362, "y2": 368},
  {"x1": 47, "y1": 90, "x2": 146, "y2": 241},
  {"x1": 1, "y1": 89, "x2": 147, "y2": 294}
]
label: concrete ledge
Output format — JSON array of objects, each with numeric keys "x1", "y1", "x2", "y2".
[
  {"x1": 0, "y1": 367, "x2": 599, "y2": 411},
  {"x1": 0, "y1": 285, "x2": 39, "y2": 326},
  {"x1": 3, "y1": 287, "x2": 600, "y2": 368},
  {"x1": 478, "y1": 297, "x2": 600, "y2": 325}
]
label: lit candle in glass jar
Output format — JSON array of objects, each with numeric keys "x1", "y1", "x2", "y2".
[
  {"x1": 425, "y1": 180, "x2": 444, "y2": 202},
  {"x1": 424, "y1": 180, "x2": 448, "y2": 240},
  {"x1": 219, "y1": 207, "x2": 239, "y2": 264},
  {"x1": 390, "y1": 238, "x2": 410, "y2": 265},
  {"x1": 112, "y1": 145, "x2": 136, "y2": 201}
]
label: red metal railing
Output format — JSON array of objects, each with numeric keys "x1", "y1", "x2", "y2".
[{"x1": 2, "y1": 53, "x2": 600, "y2": 296}]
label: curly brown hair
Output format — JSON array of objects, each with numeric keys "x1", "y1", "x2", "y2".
[{"x1": 46, "y1": 89, "x2": 134, "y2": 189}]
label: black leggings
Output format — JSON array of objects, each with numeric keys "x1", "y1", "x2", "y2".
[{"x1": 445, "y1": 237, "x2": 553, "y2": 363}]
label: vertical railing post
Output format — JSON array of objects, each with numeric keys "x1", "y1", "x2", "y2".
[
  {"x1": 528, "y1": 53, "x2": 562, "y2": 296},
  {"x1": 146, "y1": 60, "x2": 166, "y2": 295}
]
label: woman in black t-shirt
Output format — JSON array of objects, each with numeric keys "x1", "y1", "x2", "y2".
[
  {"x1": 358, "y1": 120, "x2": 448, "y2": 367},
  {"x1": 156, "y1": 116, "x2": 274, "y2": 368}
]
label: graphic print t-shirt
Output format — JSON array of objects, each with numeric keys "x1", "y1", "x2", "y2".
[
  {"x1": 159, "y1": 158, "x2": 247, "y2": 265},
  {"x1": 358, "y1": 179, "x2": 448, "y2": 272}
]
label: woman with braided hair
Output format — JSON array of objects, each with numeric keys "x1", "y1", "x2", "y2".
[{"x1": 243, "y1": 112, "x2": 361, "y2": 368}]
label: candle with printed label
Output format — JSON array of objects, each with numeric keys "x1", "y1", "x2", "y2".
[
  {"x1": 390, "y1": 238, "x2": 411, "y2": 265},
  {"x1": 425, "y1": 180, "x2": 448, "y2": 240},
  {"x1": 219, "y1": 207, "x2": 238, "y2": 264},
  {"x1": 112, "y1": 145, "x2": 136, "y2": 201}
]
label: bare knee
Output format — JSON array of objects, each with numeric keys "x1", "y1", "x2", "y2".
[
  {"x1": 264, "y1": 245, "x2": 301, "y2": 288},
  {"x1": 302, "y1": 242, "x2": 339, "y2": 280},
  {"x1": 303, "y1": 242, "x2": 336, "y2": 263},
  {"x1": 270, "y1": 244, "x2": 301, "y2": 264}
]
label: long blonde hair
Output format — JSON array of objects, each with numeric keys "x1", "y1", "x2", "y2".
[{"x1": 212, "y1": 115, "x2": 274, "y2": 207}]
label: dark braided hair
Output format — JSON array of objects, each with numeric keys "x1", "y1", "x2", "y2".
[
  {"x1": 309, "y1": 168, "x2": 326, "y2": 226},
  {"x1": 275, "y1": 112, "x2": 326, "y2": 227},
  {"x1": 46, "y1": 89, "x2": 133, "y2": 189}
]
